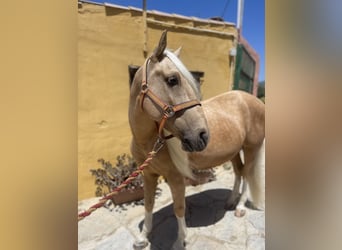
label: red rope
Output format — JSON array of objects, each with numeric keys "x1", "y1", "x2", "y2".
[{"x1": 78, "y1": 151, "x2": 158, "y2": 221}]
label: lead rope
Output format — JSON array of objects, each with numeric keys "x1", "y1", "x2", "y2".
[{"x1": 78, "y1": 138, "x2": 165, "y2": 221}]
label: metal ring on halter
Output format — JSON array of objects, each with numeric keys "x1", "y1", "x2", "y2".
[
  {"x1": 163, "y1": 105, "x2": 175, "y2": 118},
  {"x1": 141, "y1": 83, "x2": 149, "y2": 93}
]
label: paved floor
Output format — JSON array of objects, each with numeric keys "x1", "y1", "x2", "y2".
[{"x1": 78, "y1": 166, "x2": 265, "y2": 250}]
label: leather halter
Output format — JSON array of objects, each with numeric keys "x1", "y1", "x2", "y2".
[{"x1": 139, "y1": 56, "x2": 201, "y2": 139}]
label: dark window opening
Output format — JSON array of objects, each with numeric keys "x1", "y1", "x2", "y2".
[
  {"x1": 128, "y1": 65, "x2": 204, "y2": 91},
  {"x1": 128, "y1": 65, "x2": 140, "y2": 88},
  {"x1": 233, "y1": 44, "x2": 256, "y2": 94}
]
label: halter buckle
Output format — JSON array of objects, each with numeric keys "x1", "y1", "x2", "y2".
[{"x1": 163, "y1": 105, "x2": 175, "y2": 118}]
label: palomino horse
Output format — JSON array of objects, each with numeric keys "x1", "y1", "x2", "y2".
[{"x1": 129, "y1": 31, "x2": 265, "y2": 249}]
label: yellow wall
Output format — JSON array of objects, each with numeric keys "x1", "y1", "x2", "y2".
[{"x1": 78, "y1": 3, "x2": 237, "y2": 200}]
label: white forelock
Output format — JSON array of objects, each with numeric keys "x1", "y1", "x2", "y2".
[{"x1": 164, "y1": 50, "x2": 201, "y2": 99}]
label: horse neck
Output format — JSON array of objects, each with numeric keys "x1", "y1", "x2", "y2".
[{"x1": 129, "y1": 70, "x2": 158, "y2": 145}]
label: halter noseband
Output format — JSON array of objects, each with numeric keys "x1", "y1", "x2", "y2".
[{"x1": 140, "y1": 56, "x2": 202, "y2": 140}]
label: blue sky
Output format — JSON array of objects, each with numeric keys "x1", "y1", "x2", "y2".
[{"x1": 93, "y1": 0, "x2": 265, "y2": 81}]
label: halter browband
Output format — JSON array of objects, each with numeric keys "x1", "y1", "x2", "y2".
[{"x1": 140, "y1": 56, "x2": 201, "y2": 139}]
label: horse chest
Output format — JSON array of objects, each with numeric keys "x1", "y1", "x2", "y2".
[{"x1": 188, "y1": 150, "x2": 238, "y2": 170}]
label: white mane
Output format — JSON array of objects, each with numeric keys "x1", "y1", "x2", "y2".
[
  {"x1": 164, "y1": 130, "x2": 194, "y2": 180},
  {"x1": 164, "y1": 50, "x2": 201, "y2": 100},
  {"x1": 162, "y1": 50, "x2": 200, "y2": 180}
]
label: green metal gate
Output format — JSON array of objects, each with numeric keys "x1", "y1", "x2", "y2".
[{"x1": 233, "y1": 44, "x2": 256, "y2": 93}]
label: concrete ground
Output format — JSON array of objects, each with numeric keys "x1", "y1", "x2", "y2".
[{"x1": 78, "y1": 163, "x2": 265, "y2": 250}]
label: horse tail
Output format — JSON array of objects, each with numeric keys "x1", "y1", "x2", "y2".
[{"x1": 246, "y1": 139, "x2": 265, "y2": 210}]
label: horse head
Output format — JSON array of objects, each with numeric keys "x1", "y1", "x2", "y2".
[{"x1": 140, "y1": 30, "x2": 209, "y2": 152}]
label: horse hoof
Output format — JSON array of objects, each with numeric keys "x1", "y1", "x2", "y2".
[
  {"x1": 133, "y1": 240, "x2": 149, "y2": 249},
  {"x1": 234, "y1": 208, "x2": 246, "y2": 217}
]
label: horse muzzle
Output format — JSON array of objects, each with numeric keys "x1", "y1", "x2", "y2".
[{"x1": 181, "y1": 129, "x2": 209, "y2": 152}]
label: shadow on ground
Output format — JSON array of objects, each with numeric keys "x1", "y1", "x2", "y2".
[{"x1": 138, "y1": 188, "x2": 235, "y2": 249}]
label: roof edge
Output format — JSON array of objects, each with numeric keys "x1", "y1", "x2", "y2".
[{"x1": 78, "y1": 1, "x2": 236, "y2": 27}]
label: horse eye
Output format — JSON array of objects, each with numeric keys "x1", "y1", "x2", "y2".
[{"x1": 166, "y1": 76, "x2": 179, "y2": 87}]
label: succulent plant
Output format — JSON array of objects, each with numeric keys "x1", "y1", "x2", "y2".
[{"x1": 90, "y1": 154, "x2": 143, "y2": 197}]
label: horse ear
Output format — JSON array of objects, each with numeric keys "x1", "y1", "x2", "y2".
[
  {"x1": 151, "y1": 30, "x2": 167, "y2": 62},
  {"x1": 174, "y1": 46, "x2": 182, "y2": 57}
]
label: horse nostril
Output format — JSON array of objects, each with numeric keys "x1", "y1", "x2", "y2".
[
  {"x1": 182, "y1": 137, "x2": 194, "y2": 152},
  {"x1": 199, "y1": 130, "x2": 209, "y2": 146},
  {"x1": 183, "y1": 138, "x2": 190, "y2": 145},
  {"x1": 182, "y1": 130, "x2": 209, "y2": 152}
]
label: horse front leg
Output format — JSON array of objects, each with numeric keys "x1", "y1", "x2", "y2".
[
  {"x1": 134, "y1": 171, "x2": 158, "y2": 249},
  {"x1": 168, "y1": 174, "x2": 187, "y2": 250}
]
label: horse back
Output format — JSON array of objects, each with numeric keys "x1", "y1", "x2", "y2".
[{"x1": 202, "y1": 90, "x2": 265, "y2": 148}]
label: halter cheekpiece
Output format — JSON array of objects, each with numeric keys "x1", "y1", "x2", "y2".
[{"x1": 139, "y1": 56, "x2": 201, "y2": 140}]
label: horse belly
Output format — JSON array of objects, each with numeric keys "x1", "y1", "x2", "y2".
[
  {"x1": 188, "y1": 96, "x2": 246, "y2": 170},
  {"x1": 188, "y1": 150, "x2": 237, "y2": 170}
]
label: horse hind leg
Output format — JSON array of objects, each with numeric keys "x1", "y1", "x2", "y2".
[
  {"x1": 235, "y1": 176, "x2": 248, "y2": 217},
  {"x1": 134, "y1": 172, "x2": 158, "y2": 249},
  {"x1": 235, "y1": 145, "x2": 264, "y2": 217},
  {"x1": 225, "y1": 153, "x2": 243, "y2": 210},
  {"x1": 246, "y1": 141, "x2": 265, "y2": 210}
]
